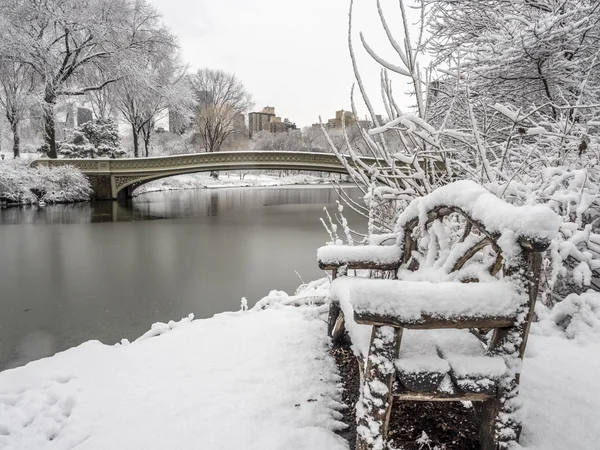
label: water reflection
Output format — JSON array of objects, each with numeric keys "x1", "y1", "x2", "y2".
[
  {"x1": 0, "y1": 186, "x2": 363, "y2": 370},
  {"x1": 0, "y1": 186, "x2": 349, "y2": 224}
]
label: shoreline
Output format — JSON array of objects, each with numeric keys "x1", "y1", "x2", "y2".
[{"x1": 1, "y1": 171, "x2": 352, "y2": 209}]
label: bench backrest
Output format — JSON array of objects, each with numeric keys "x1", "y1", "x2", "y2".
[{"x1": 390, "y1": 180, "x2": 559, "y2": 358}]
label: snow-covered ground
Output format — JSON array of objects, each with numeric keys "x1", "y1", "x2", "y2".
[
  {"x1": 518, "y1": 334, "x2": 600, "y2": 450},
  {"x1": 134, "y1": 172, "x2": 344, "y2": 196},
  {"x1": 1, "y1": 284, "x2": 598, "y2": 450},
  {"x1": 0, "y1": 290, "x2": 347, "y2": 450}
]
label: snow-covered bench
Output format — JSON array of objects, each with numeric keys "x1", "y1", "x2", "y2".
[{"x1": 317, "y1": 180, "x2": 560, "y2": 450}]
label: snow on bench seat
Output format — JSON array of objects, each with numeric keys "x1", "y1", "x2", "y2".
[
  {"x1": 434, "y1": 329, "x2": 507, "y2": 394},
  {"x1": 317, "y1": 245, "x2": 402, "y2": 270},
  {"x1": 395, "y1": 331, "x2": 449, "y2": 392},
  {"x1": 394, "y1": 330, "x2": 507, "y2": 397},
  {"x1": 330, "y1": 277, "x2": 524, "y2": 330}
]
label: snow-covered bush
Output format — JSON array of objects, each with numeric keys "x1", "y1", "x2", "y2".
[
  {"x1": 59, "y1": 130, "x2": 95, "y2": 158},
  {"x1": 548, "y1": 291, "x2": 600, "y2": 341},
  {"x1": 34, "y1": 164, "x2": 94, "y2": 203},
  {"x1": 536, "y1": 290, "x2": 600, "y2": 343},
  {"x1": 59, "y1": 119, "x2": 125, "y2": 158},
  {"x1": 0, "y1": 159, "x2": 37, "y2": 203},
  {"x1": 0, "y1": 159, "x2": 92, "y2": 204},
  {"x1": 498, "y1": 163, "x2": 600, "y2": 303}
]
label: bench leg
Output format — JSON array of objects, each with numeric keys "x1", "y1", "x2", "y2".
[
  {"x1": 356, "y1": 325, "x2": 402, "y2": 450},
  {"x1": 328, "y1": 302, "x2": 342, "y2": 338},
  {"x1": 479, "y1": 397, "x2": 500, "y2": 450},
  {"x1": 331, "y1": 310, "x2": 346, "y2": 343},
  {"x1": 479, "y1": 372, "x2": 521, "y2": 450}
]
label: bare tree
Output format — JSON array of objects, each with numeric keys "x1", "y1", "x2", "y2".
[
  {"x1": 0, "y1": 0, "x2": 173, "y2": 158},
  {"x1": 0, "y1": 58, "x2": 37, "y2": 157},
  {"x1": 109, "y1": 29, "x2": 188, "y2": 157},
  {"x1": 427, "y1": 0, "x2": 600, "y2": 119},
  {"x1": 190, "y1": 69, "x2": 253, "y2": 153},
  {"x1": 84, "y1": 68, "x2": 118, "y2": 121}
]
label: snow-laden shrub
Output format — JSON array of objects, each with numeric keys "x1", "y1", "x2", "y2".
[
  {"x1": 497, "y1": 160, "x2": 600, "y2": 305},
  {"x1": 0, "y1": 159, "x2": 37, "y2": 203},
  {"x1": 252, "y1": 278, "x2": 330, "y2": 311},
  {"x1": 35, "y1": 165, "x2": 93, "y2": 203},
  {"x1": 0, "y1": 159, "x2": 92, "y2": 204},
  {"x1": 59, "y1": 119, "x2": 125, "y2": 158},
  {"x1": 59, "y1": 130, "x2": 95, "y2": 158},
  {"x1": 549, "y1": 291, "x2": 600, "y2": 340},
  {"x1": 537, "y1": 291, "x2": 600, "y2": 342}
]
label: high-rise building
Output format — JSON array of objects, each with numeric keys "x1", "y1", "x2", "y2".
[
  {"x1": 248, "y1": 107, "x2": 296, "y2": 137},
  {"x1": 321, "y1": 110, "x2": 376, "y2": 129}
]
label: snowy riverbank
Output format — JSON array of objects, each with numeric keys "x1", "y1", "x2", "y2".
[
  {"x1": 1, "y1": 281, "x2": 599, "y2": 449},
  {"x1": 0, "y1": 281, "x2": 348, "y2": 450}
]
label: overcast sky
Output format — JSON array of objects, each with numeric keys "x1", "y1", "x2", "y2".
[{"x1": 149, "y1": 0, "x2": 416, "y2": 128}]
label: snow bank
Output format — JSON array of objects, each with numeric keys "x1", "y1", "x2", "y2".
[
  {"x1": 252, "y1": 277, "x2": 331, "y2": 310},
  {"x1": 518, "y1": 335, "x2": 600, "y2": 449},
  {"x1": 0, "y1": 306, "x2": 347, "y2": 450}
]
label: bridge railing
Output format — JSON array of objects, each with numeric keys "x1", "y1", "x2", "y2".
[{"x1": 29, "y1": 151, "x2": 393, "y2": 174}]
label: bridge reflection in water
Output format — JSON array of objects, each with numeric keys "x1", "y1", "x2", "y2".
[{"x1": 0, "y1": 186, "x2": 360, "y2": 224}]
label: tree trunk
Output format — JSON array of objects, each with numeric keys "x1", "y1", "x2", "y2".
[
  {"x1": 132, "y1": 125, "x2": 139, "y2": 158},
  {"x1": 43, "y1": 92, "x2": 58, "y2": 159},
  {"x1": 142, "y1": 131, "x2": 151, "y2": 157},
  {"x1": 10, "y1": 119, "x2": 20, "y2": 158}
]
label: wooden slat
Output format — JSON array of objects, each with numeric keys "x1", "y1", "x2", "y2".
[
  {"x1": 393, "y1": 391, "x2": 493, "y2": 402},
  {"x1": 354, "y1": 311, "x2": 515, "y2": 329}
]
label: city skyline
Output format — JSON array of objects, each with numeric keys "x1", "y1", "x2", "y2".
[{"x1": 148, "y1": 0, "x2": 413, "y2": 128}]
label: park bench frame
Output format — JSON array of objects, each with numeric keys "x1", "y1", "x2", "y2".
[{"x1": 318, "y1": 184, "x2": 554, "y2": 450}]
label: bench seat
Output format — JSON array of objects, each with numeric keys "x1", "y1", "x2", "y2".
[{"x1": 330, "y1": 277, "x2": 525, "y2": 329}]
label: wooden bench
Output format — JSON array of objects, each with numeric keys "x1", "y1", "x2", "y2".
[{"x1": 317, "y1": 180, "x2": 560, "y2": 450}]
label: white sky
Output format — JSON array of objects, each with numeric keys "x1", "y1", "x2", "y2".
[{"x1": 148, "y1": 0, "x2": 417, "y2": 128}]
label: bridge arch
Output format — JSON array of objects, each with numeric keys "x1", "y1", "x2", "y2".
[
  {"x1": 31, "y1": 151, "x2": 379, "y2": 200},
  {"x1": 113, "y1": 158, "x2": 350, "y2": 199}
]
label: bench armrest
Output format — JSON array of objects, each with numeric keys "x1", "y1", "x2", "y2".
[{"x1": 317, "y1": 245, "x2": 402, "y2": 271}]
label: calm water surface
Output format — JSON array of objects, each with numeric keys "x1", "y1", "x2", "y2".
[{"x1": 0, "y1": 186, "x2": 364, "y2": 370}]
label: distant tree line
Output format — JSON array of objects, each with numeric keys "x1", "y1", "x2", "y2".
[{"x1": 0, "y1": 0, "x2": 255, "y2": 159}]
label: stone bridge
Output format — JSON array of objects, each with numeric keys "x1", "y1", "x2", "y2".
[{"x1": 31, "y1": 151, "x2": 387, "y2": 200}]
